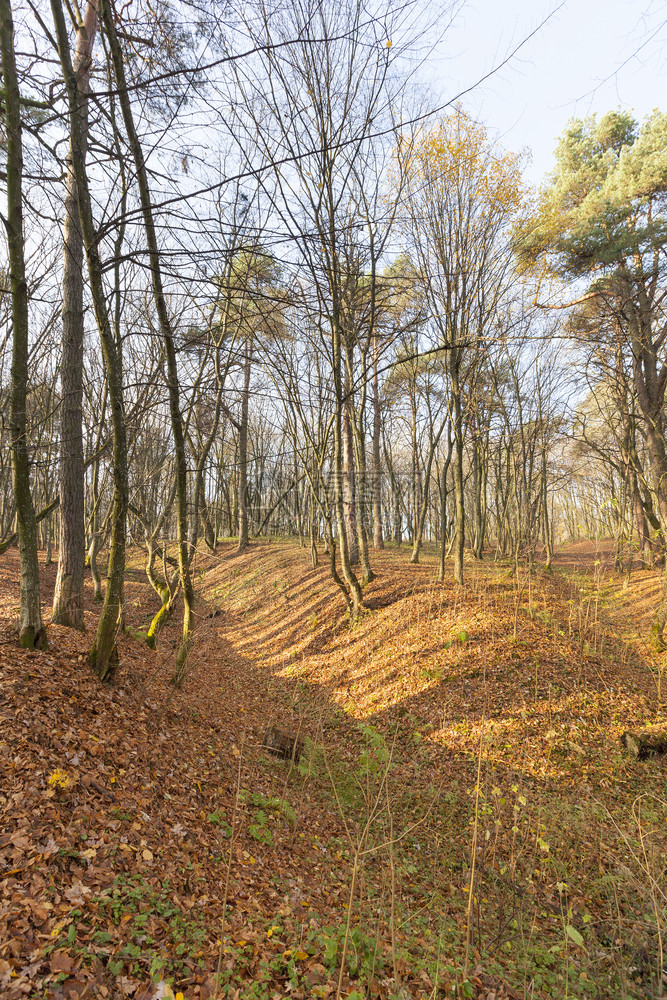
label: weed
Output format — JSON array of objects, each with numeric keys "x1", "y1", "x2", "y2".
[
  {"x1": 207, "y1": 811, "x2": 232, "y2": 837},
  {"x1": 45, "y1": 874, "x2": 208, "y2": 985},
  {"x1": 312, "y1": 923, "x2": 384, "y2": 979},
  {"x1": 239, "y1": 790, "x2": 297, "y2": 845}
]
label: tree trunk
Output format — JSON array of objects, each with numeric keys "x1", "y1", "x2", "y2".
[
  {"x1": 202, "y1": 500, "x2": 216, "y2": 551},
  {"x1": 449, "y1": 354, "x2": 465, "y2": 585},
  {"x1": 642, "y1": 420, "x2": 667, "y2": 644},
  {"x1": 52, "y1": 0, "x2": 128, "y2": 679},
  {"x1": 342, "y1": 397, "x2": 359, "y2": 565},
  {"x1": 332, "y1": 323, "x2": 363, "y2": 619},
  {"x1": 393, "y1": 487, "x2": 402, "y2": 545},
  {"x1": 52, "y1": 0, "x2": 98, "y2": 630},
  {"x1": 438, "y1": 460, "x2": 449, "y2": 582},
  {"x1": 236, "y1": 342, "x2": 252, "y2": 553},
  {"x1": 0, "y1": 0, "x2": 46, "y2": 648},
  {"x1": 371, "y1": 344, "x2": 384, "y2": 549},
  {"x1": 541, "y1": 453, "x2": 553, "y2": 571},
  {"x1": 632, "y1": 475, "x2": 652, "y2": 566},
  {"x1": 99, "y1": 0, "x2": 194, "y2": 683},
  {"x1": 437, "y1": 432, "x2": 453, "y2": 582},
  {"x1": 310, "y1": 491, "x2": 319, "y2": 568},
  {"x1": 45, "y1": 517, "x2": 53, "y2": 566},
  {"x1": 350, "y1": 404, "x2": 374, "y2": 584},
  {"x1": 471, "y1": 436, "x2": 485, "y2": 560},
  {"x1": 88, "y1": 530, "x2": 103, "y2": 602}
]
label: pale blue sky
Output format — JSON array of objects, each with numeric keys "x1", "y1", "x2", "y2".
[{"x1": 426, "y1": 0, "x2": 666, "y2": 185}]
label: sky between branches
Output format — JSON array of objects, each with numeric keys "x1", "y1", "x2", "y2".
[{"x1": 424, "y1": 0, "x2": 666, "y2": 183}]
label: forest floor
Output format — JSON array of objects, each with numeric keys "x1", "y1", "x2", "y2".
[{"x1": 1, "y1": 539, "x2": 666, "y2": 1000}]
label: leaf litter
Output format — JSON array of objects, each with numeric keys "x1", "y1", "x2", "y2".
[{"x1": 1, "y1": 541, "x2": 665, "y2": 999}]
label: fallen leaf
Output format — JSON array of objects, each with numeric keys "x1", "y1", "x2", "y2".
[{"x1": 50, "y1": 951, "x2": 74, "y2": 974}]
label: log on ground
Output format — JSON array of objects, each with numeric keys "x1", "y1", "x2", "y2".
[
  {"x1": 621, "y1": 730, "x2": 667, "y2": 760},
  {"x1": 262, "y1": 726, "x2": 304, "y2": 764}
]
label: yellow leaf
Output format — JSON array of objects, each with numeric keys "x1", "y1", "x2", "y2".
[
  {"x1": 386, "y1": 39, "x2": 392, "y2": 48},
  {"x1": 175, "y1": 993, "x2": 185, "y2": 1000},
  {"x1": 47, "y1": 769, "x2": 70, "y2": 789},
  {"x1": 231, "y1": 744, "x2": 240, "y2": 757},
  {"x1": 294, "y1": 949, "x2": 308, "y2": 961},
  {"x1": 142, "y1": 849, "x2": 154, "y2": 861}
]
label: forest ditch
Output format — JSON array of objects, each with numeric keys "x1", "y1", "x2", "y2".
[{"x1": 1, "y1": 540, "x2": 666, "y2": 1000}]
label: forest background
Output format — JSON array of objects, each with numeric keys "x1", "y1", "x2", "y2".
[{"x1": 1, "y1": 1, "x2": 667, "y2": 999}]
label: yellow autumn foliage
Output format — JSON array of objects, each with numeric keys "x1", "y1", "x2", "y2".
[
  {"x1": 402, "y1": 107, "x2": 524, "y2": 219},
  {"x1": 47, "y1": 768, "x2": 70, "y2": 789}
]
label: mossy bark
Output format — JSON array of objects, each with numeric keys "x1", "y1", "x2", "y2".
[
  {"x1": 99, "y1": 0, "x2": 194, "y2": 684},
  {"x1": 144, "y1": 541, "x2": 175, "y2": 649},
  {"x1": 621, "y1": 730, "x2": 667, "y2": 759},
  {"x1": 1, "y1": 0, "x2": 46, "y2": 650}
]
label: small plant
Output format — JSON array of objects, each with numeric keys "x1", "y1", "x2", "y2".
[
  {"x1": 311, "y1": 923, "x2": 384, "y2": 980},
  {"x1": 249, "y1": 809, "x2": 274, "y2": 844},
  {"x1": 45, "y1": 874, "x2": 209, "y2": 984},
  {"x1": 239, "y1": 791, "x2": 297, "y2": 844},
  {"x1": 207, "y1": 811, "x2": 232, "y2": 837},
  {"x1": 241, "y1": 790, "x2": 297, "y2": 824},
  {"x1": 357, "y1": 722, "x2": 390, "y2": 775}
]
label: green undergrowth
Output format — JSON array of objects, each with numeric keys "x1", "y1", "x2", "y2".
[{"x1": 45, "y1": 874, "x2": 209, "y2": 987}]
